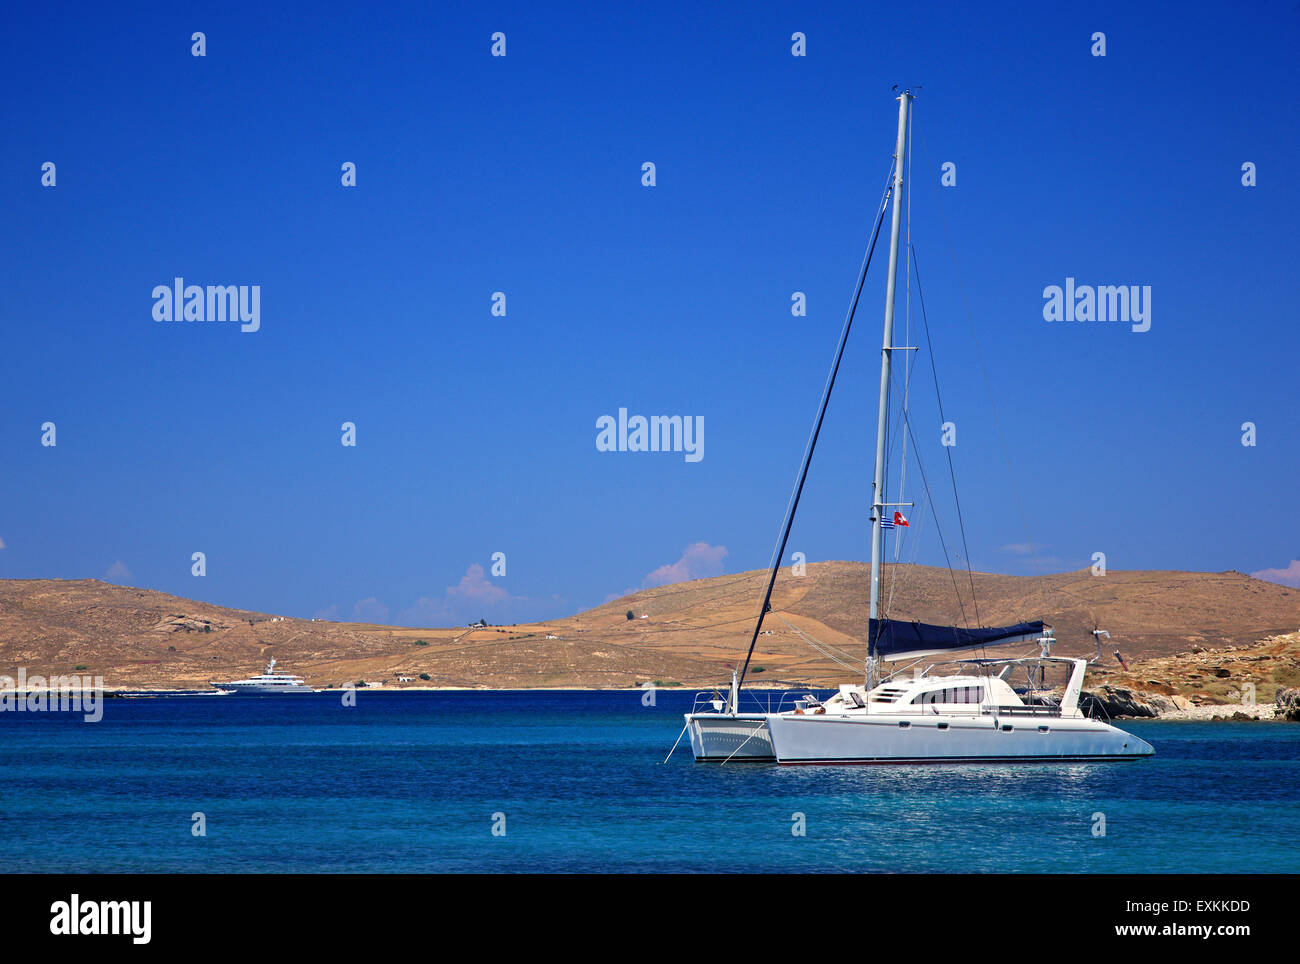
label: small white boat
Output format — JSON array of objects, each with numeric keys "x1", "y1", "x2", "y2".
[{"x1": 213, "y1": 657, "x2": 314, "y2": 694}]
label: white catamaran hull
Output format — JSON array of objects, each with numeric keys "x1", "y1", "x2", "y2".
[
  {"x1": 765, "y1": 712, "x2": 1153, "y2": 764},
  {"x1": 686, "y1": 713, "x2": 775, "y2": 761}
]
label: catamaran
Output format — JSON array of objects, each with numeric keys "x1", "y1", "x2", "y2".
[{"x1": 681, "y1": 90, "x2": 1153, "y2": 765}]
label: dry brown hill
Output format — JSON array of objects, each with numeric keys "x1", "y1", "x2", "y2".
[{"x1": 0, "y1": 563, "x2": 1295, "y2": 690}]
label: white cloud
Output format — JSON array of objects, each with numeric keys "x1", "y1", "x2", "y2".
[
  {"x1": 104, "y1": 560, "x2": 132, "y2": 583},
  {"x1": 397, "y1": 563, "x2": 522, "y2": 627},
  {"x1": 642, "y1": 542, "x2": 728, "y2": 588},
  {"x1": 1251, "y1": 560, "x2": 1300, "y2": 589},
  {"x1": 448, "y1": 563, "x2": 510, "y2": 604}
]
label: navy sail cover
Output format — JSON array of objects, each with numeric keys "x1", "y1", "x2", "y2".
[{"x1": 869, "y1": 618, "x2": 1045, "y2": 659}]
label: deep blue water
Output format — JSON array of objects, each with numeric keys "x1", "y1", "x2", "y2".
[{"x1": 0, "y1": 690, "x2": 1296, "y2": 873}]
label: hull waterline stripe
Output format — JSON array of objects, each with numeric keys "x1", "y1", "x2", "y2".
[{"x1": 775, "y1": 754, "x2": 1151, "y2": 765}]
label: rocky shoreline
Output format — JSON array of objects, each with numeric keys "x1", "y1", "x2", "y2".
[
  {"x1": 1079, "y1": 683, "x2": 1300, "y2": 721},
  {"x1": 1069, "y1": 629, "x2": 1300, "y2": 721}
]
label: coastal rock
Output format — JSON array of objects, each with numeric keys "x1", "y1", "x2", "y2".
[
  {"x1": 1147, "y1": 693, "x2": 1177, "y2": 714},
  {"x1": 1081, "y1": 685, "x2": 1168, "y2": 719},
  {"x1": 1159, "y1": 702, "x2": 1276, "y2": 721},
  {"x1": 1275, "y1": 687, "x2": 1300, "y2": 722}
]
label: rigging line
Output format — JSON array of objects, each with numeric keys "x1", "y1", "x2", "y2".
[
  {"x1": 895, "y1": 389, "x2": 974, "y2": 636},
  {"x1": 881, "y1": 653, "x2": 931, "y2": 682},
  {"x1": 661, "y1": 721, "x2": 689, "y2": 764},
  {"x1": 885, "y1": 489, "x2": 929, "y2": 616},
  {"x1": 917, "y1": 128, "x2": 1070, "y2": 627},
  {"x1": 884, "y1": 129, "x2": 924, "y2": 618},
  {"x1": 720, "y1": 724, "x2": 769, "y2": 765},
  {"x1": 735, "y1": 162, "x2": 896, "y2": 692},
  {"x1": 917, "y1": 135, "x2": 1102, "y2": 631},
  {"x1": 770, "y1": 611, "x2": 863, "y2": 673},
  {"x1": 897, "y1": 98, "x2": 915, "y2": 567},
  {"x1": 883, "y1": 400, "x2": 935, "y2": 626},
  {"x1": 909, "y1": 244, "x2": 981, "y2": 628},
  {"x1": 882, "y1": 404, "x2": 926, "y2": 616},
  {"x1": 769, "y1": 609, "x2": 862, "y2": 664},
  {"x1": 888, "y1": 103, "x2": 926, "y2": 609},
  {"x1": 884, "y1": 307, "x2": 923, "y2": 609},
  {"x1": 884, "y1": 350, "x2": 967, "y2": 632}
]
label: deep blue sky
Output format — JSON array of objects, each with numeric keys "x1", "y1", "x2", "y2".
[{"x1": 3, "y1": 1, "x2": 1297, "y2": 625}]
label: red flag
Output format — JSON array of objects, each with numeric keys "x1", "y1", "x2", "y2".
[{"x1": 893, "y1": 511, "x2": 909, "y2": 528}]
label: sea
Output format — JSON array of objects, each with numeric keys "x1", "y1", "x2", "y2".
[{"x1": 1, "y1": 690, "x2": 1296, "y2": 873}]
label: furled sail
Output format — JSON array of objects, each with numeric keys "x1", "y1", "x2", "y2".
[{"x1": 869, "y1": 618, "x2": 1045, "y2": 661}]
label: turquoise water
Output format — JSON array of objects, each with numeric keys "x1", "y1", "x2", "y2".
[{"x1": 0, "y1": 690, "x2": 1296, "y2": 873}]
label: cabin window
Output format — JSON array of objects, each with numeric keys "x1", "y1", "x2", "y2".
[
  {"x1": 1001, "y1": 724, "x2": 1014, "y2": 732},
  {"x1": 898, "y1": 721, "x2": 911, "y2": 729},
  {"x1": 1038, "y1": 725, "x2": 1050, "y2": 733},
  {"x1": 911, "y1": 684, "x2": 985, "y2": 705},
  {"x1": 936, "y1": 721, "x2": 949, "y2": 730},
  {"x1": 870, "y1": 687, "x2": 907, "y2": 703}
]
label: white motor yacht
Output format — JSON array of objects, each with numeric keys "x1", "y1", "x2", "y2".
[{"x1": 214, "y1": 657, "x2": 314, "y2": 694}]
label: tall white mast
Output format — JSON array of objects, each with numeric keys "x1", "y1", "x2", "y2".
[{"x1": 868, "y1": 90, "x2": 912, "y2": 685}]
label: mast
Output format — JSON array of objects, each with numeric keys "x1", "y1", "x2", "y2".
[{"x1": 868, "y1": 90, "x2": 912, "y2": 686}]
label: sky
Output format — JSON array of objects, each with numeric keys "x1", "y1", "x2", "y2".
[{"x1": 2, "y1": 0, "x2": 1298, "y2": 626}]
